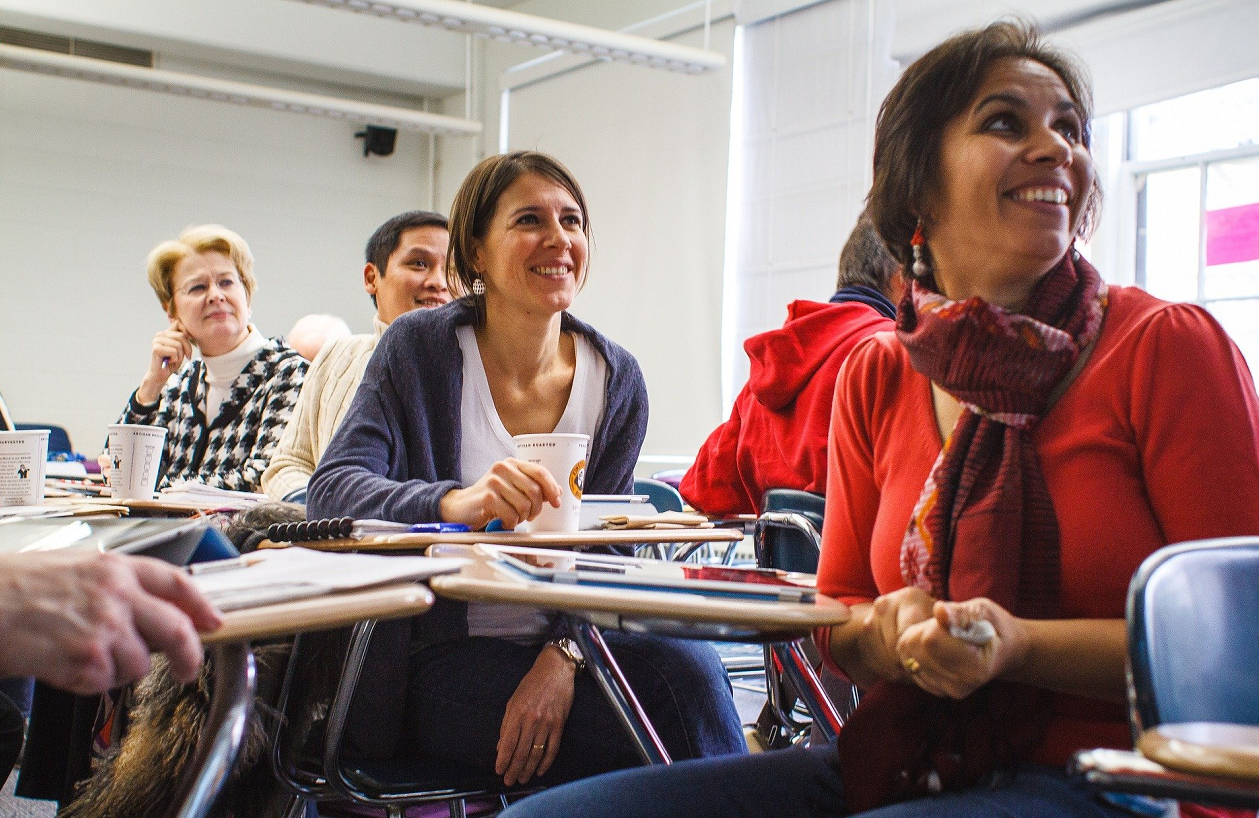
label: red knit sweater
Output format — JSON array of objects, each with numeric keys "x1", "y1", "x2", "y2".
[{"x1": 817, "y1": 285, "x2": 1259, "y2": 766}]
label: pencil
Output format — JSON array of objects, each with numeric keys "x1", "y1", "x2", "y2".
[{"x1": 186, "y1": 554, "x2": 265, "y2": 575}]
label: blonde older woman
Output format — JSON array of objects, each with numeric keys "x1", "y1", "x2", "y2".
[{"x1": 113, "y1": 224, "x2": 306, "y2": 492}]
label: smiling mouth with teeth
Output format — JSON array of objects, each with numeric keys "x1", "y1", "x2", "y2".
[
  {"x1": 1010, "y1": 188, "x2": 1068, "y2": 204},
  {"x1": 532, "y1": 266, "x2": 570, "y2": 276}
]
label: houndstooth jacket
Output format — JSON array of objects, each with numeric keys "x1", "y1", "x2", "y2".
[{"x1": 119, "y1": 337, "x2": 307, "y2": 493}]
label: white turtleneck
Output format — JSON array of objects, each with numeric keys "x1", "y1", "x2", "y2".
[{"x1": 202, "y1": 326, "x2": 267, "y2": 421}]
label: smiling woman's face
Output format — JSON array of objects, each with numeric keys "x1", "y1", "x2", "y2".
[
  {"x1": 925, "y1": 57, "x2": 1094, "y2": 310},
  {"x1": 167, "y1": 250, "x2": 251, "y2": 356},
  {"x1": 474, "y1": 172, "x2": 588, "y2": 322}
]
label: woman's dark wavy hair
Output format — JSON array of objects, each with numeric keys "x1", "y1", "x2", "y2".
[{"x1": 867, "y1": 19, "x2": 1102, "y2": 277}]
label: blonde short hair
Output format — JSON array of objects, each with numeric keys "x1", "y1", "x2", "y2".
[{"x1": 146, "y1": 224, "x2": 256, "y2": 312}]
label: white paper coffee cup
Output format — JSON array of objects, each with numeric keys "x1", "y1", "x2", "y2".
[
  {"x1": 0, "y1": 430, "x2": 49, "y2": 506},
  {"x1": 107, "y1": 424, "x2": 168, "y2": 500},
  {"x1": 513, "y1": 433, "x2": 589, "y2": 533}
]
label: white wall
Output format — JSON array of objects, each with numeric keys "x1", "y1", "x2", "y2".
[
  {"x1": 437, "y1": 0, "x2": 738, "y2": 466},
  {"x1": 0, "y1": 67, "x2": 441, "y2": 450},
  {"x1": 724, "y1": 0, "x2": 898, "y2": 404},
  {"x1": 6, "y1": 0, "x2": 1250, "y2": 464}
]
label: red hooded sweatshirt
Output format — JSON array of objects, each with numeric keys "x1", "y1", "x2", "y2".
[{"x1": 680, "y1": 299, "x2": 894, "y2": 515}]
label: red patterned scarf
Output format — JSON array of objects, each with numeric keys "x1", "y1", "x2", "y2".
[
  {"x1": 834, "y1": 251, "x2": 1108, "y2": 812},
  {"x1": 899, "y1": 249, "x2": 1107, "y2": 614}
]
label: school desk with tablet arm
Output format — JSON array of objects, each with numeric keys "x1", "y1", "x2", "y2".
[{"x1": 426, "y1": 542, "x2": 849, "y2": 765}]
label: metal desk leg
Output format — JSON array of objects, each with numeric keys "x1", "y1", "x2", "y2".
[
  {"x1": 773, "y1": 640, "x2": 842, "y2": 742},
  {"x1": 569, "y1": 620, "x2": 671, "y2": 765},
  {"x1": 168, "y1": 643, "x2": 257, "y2": 818}
]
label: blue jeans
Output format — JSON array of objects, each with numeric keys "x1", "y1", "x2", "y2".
[
  {"x1": 498, "y1": 742, "x2": 1143, "y2": 818},
  {"x1": 403, "y1": 633, "x2": 746, "y2": 784}
]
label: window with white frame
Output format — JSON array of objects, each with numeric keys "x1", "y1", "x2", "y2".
[{"x1": 1127, "y1": 77, "x2": 1259, "y2": 374}]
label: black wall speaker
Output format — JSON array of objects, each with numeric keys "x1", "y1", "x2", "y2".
[{"x1": 355, "y1": 125, "x2": 397, "y2": 157}]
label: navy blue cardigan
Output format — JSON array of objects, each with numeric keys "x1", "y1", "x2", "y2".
[
  {"x1": 306, "y1": 300, "x2": 648, "y2": 758},
  {"x1": 308, "y1": 297, "x2": 647, "y2": 523},
  {"x1": 304, "y1": 300, "x2": 644, "y2": 745}
]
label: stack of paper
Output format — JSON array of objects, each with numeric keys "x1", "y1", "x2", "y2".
[
  {"x1": 188, "y1": 546, "x2": 470, "y2": 611},
  {"x1": 158, "y1": 481, "x2": 268, "y2": 510}
]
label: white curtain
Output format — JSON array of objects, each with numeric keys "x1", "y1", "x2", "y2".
[{"x1": 721, "y1": 0, "x2": 897, "y2": 408}]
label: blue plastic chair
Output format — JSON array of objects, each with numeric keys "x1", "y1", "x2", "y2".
[
  {"x1": 633, "y1": 478, "x2": 684, "y2": 513},
  {"x1": 15, "y1": 423, "x2": 73, "y2": 454},
  {"x1": 1072, "y1": 537, "x2": 1259, "y2": 808},
  {"x1": 1128, "y1": 536, "x2": 1259, "y2": 729}
]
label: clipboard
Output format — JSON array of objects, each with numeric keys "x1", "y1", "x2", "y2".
[{"x1": 476, "y1": 543, "x2": 816, "y2": 603}]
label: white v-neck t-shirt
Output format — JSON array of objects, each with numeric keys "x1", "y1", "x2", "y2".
[{"x1": 456, "y1": 324, "x2": 607, "y2": 641}]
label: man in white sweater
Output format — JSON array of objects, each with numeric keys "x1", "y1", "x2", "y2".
[{"x1": 262, "y1": 211, "x2": 451, "y2": 501}]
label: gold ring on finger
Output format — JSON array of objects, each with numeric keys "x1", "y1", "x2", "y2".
[
  {"x1": 902, "y1": 657, "x2": 921, "y2": 675},
  {"x1": 532, "y1": 743, "x2": 546, "y2": 751}
]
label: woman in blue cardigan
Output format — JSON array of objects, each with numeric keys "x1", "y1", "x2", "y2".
[{"x1": 309, "y1": 151, "x2": 744, "y2": 786}]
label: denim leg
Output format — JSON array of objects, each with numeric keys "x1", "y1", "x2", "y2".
[
  {"x1": 404, "y1": 633, "x2": 745, "y2": 785},
  {"x1": 499, "y1": 743, "x2": 843, "y2": 818},
  {"x1": 598, "y1": 631, "x2": 746, "y2": 759},
  {"x1": 405, "y1": 637, "x2": 649, "y2": 784},
  {"x1": 498, "y1": 751, "x2": 1145, "y2": 818}
]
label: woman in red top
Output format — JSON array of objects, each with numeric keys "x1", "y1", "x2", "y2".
[{"x1": 498, "y1": 20, "x2": 1259, "y2": 818}]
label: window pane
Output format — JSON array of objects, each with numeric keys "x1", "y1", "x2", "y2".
[
  {"x1": 1205, "y1": 299, "x2": 1259, "y2": 386},
  {"x1": 1130, "y1": 77, "x2": 1259, "y2": 163},
  {"x1": 1140, "y1": 168, "x2": 1200, "y2": 303},
  {"x1": 1204, "y1": 157, "x2": 1259, "y2": 299}
]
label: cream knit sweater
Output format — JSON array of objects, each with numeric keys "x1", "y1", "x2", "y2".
[{"x1": 261, "y1": 316, "x2": 388, "y2": 501}]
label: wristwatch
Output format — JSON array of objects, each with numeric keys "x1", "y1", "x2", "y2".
[{"x1": 547, "y1": 637, "x2": 585, "y2": 671}]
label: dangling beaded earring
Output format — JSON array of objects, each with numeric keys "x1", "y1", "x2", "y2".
[
  {"x1": 471, "y1": 274, "x2": 486, "y2": 296},
  {"x1": 910, "y1": 219, "x2": 928, "y2": 278}
]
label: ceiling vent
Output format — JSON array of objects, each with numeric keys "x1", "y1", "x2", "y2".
[{"x1": 0, "y1": 25, "x2": 152, "y2": 67}]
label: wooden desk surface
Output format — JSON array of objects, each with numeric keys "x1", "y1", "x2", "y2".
[
  {"x1": 429, "y1": 554, "x2": 847, "y2": 635},
  {"x1": 202, "y1": 582, "x2": 434, "y2": 645},
  {"x1": 260, "y1": 526, "x2": 744, "y2": 552},
  {"x1": 1138, "y1": 723, "x2": 1259, "y2": 783}
]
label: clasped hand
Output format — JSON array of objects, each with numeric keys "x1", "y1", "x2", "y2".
[{"x1": 857, "y1": 587, "x2": 1030, "y2": 699}]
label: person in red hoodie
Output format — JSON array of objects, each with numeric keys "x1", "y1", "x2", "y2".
[{"x1": 680, "y1": 213, "x2": 900, "y2": 516}]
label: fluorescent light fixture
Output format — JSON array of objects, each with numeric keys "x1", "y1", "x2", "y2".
[
  {"x1": 285, "y1": 0, "x2": 727, "y2": 74},
  {"x1": 0, "y1": 42, "x2": 481, "y2": 136}
]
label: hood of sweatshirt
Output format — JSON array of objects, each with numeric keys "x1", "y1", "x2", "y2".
[{"x1": 745, "y1": 299, "x2": 890, "y2": 411}]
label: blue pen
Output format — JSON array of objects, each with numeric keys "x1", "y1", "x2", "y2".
[{"x1": 408, "y1": 522, "x2": 471, "y2": 533}]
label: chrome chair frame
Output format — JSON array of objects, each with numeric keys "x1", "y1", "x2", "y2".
[
  {"x1": 751, "y1": 490, "x2": 856, "y2": 747},
  {"x1": 167, "y1": 644, "x2": 257, "y2": 818},
  {"x1": 271, "y1": 621, "x2": 531, "y2": 818}
]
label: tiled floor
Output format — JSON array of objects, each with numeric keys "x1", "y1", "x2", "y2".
[{"x1": 0, "y1": 771, "x2": 53, "y2": 818}]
